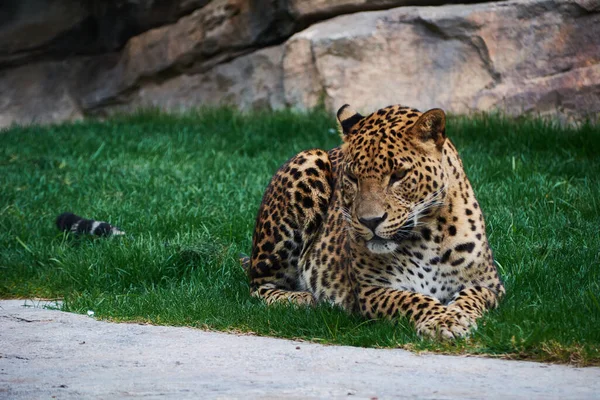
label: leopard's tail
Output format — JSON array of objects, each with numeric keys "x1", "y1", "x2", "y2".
[
  {"x1": 238, "y1": 253, "x2": 251, "y2": 272},
  {"x1": 56, "y1": 212, "x2": 125, "y2": 237}
]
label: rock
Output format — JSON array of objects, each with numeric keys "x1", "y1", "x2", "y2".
[
  {"x1": 286, "y1": 0, "x2": 495, "y2": 23},
  {"x1": 0, "y1": 61, "x2": 84, "y2": 128},
  {"x1": 473, "y1": 64, "x2": 600, "y2": 122},
  {"x1": 0, "y1": 0, "x2": 598, "y2": 127},
  {"x1": 0, "y1": 0, "x2": 89, "y2": 67},
  {"x1": 280, "y1": 0, "x2": 600, "y2": 121},
  {"x1": 106, "y1": 45, "x2": 285, "y2": 113},
  {"x1": 0, "y1": 0, "x2": 211, "y2": 67},
  {"x1": 282, "y1": 37, "x2": 325, "y2": 111},
  {"x1": 80, "y1": 0, "x2": 295, "y2": 112}
]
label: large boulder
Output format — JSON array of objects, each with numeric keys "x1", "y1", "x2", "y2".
[{"x1": 280, "y1": 0, "x2": 600, "y2": 121}]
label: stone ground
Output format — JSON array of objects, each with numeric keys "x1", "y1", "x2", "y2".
[{"x1": 1, "y1": 300, "x2": 598, "y2": 399}]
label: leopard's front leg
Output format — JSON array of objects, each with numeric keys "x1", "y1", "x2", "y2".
[
  {"x1": 248, "y1": 149, "x2": 333, "y2": 307},
  {"x1": 358, "y1": 286, "x2": 473, "y2": 339},
  {"x1": 446, "y1": 285, "x2": 504, "y2": 326}
]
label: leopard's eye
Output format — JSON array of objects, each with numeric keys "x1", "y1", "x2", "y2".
[{"x1": 389, "y1": 169, "x2": 410, "y2": 185}]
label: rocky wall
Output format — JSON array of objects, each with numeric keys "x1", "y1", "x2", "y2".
[{"x1": 0, "y1": 0, "x2": 598, "y2": 127}]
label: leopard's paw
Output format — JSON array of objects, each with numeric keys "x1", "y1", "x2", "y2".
[
  {"x1": 289, "y1": 291, "x2": 317, "y2": 307},
  {"x1": 263, "y1": 291, "x2": 316, "y2": 307},
  {"x1": 416, "y1": 307, "x2": 476, "y2": 340}
]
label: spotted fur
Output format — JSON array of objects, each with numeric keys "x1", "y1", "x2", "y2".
[
  {"x1": 246, "y1": 104, "x2": 505, "y2": 339},
  {"x1": 56, "y1": 212, "x2": 124, "y2": 237}
]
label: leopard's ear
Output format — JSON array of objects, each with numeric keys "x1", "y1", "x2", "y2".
[
  {"x1": 411, "y1": 108, "x2": 446, "y2": 150},
  {"x1": 337, "y1": 104, "x2": 364, "y2": 136}
]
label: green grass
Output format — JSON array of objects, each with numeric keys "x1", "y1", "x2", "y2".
[{"x1": 1, "y1": 108, "x2": 599, "y2": 365}]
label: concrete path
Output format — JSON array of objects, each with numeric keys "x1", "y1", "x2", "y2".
[{"x1": 1, "y1": 300, "x2": 598, "y2": 399}]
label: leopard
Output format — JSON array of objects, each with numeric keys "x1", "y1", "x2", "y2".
[{"x1": 244, "y1": 103, "x2": 505, "y2": 339}]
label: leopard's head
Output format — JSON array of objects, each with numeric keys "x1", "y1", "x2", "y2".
[{"x1": 337, "y1": 104, "x2": 449, "y2": 254}]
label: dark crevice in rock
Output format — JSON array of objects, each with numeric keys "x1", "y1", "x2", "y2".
[
  {"x1": 413, "y1": 17, "x2": 452, "y2": 39},
  {"x1": 250, "y1": 2, "x2": 296, "y2": 46},
  {"x1": 572, "y1": 0, "x2": 600, "y2": 13},
  {"x1": 466, "y1": 36, "x2": 502, "y2": 88}
]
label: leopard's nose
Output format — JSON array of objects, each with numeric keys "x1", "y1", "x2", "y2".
[{"x1": 359, "y1": 212, "x2": 388, "y2": 232}]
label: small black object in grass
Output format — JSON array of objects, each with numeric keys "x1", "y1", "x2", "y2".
[{"x1": 56, "y1": 212, "x2": 125, "y2": 237}]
